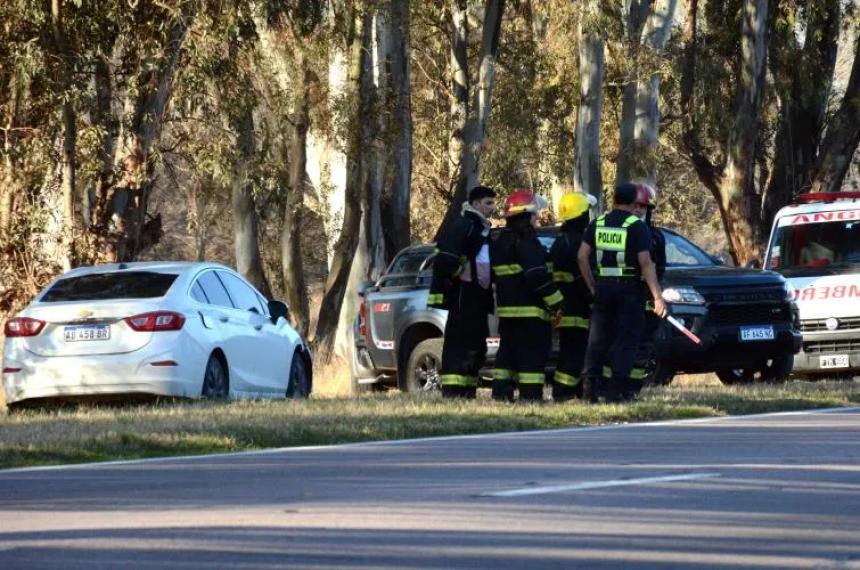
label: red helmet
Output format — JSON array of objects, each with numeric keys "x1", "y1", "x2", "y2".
[
  {"x1": 503, "y1": 190, "x2": 546, "y2": 218},
  {"x1": 635, "y1": 183, "x2": 657, "y2": 208}
]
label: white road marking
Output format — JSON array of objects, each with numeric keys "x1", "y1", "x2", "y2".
[
  {"x1": 480, "y1": 472, "x2": 722, "y2": 498},
  {"x1": 1, "y1": 406, "x2": 857, "y2": 475}
]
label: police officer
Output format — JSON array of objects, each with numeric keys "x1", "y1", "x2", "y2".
[
  {"x1": 548, "y1": 192, "x2": 594, "y2": 401},
  {"x1": 490, "y1": 190, "x2": 564, "y2": 402},
  {"x1": 577, "y1": 183, "x2": 667, "y2": 403},
  {"x1": 429, "y1": 185, "x2": 497, "y2": 398}
]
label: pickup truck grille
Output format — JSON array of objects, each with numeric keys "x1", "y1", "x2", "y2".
[
  {"x1": 707, "y1": 303, "x2": 790, "y2": 325},
  {"x1": 800, "y1": 317, "x2": 860, "y2": 332},
  {"x1": 699, "y1": 286, "x2": 785, "y2": 304},
  {"x1": 803, "y1": 339, "x2": 860, "y2": 354}
]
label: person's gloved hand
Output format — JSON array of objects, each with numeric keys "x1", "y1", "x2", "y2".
[{"x1": 550, "y1": 308, "x2": 564, "y2": 328}]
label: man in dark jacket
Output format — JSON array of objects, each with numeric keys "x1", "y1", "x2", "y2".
[
  {"x1": 490, "y1": 190, "x2": 564, "y2": 402},
  {"x1": 577, "y1": 183, "x2": 667, "y2": 403},
  {"x1": 428, "y1": 185, "x2": 496, "y2": 398},
  {"x1": 548, "y1": 192, "x2": 594, "y2": 401}
]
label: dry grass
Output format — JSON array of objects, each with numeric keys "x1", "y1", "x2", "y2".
[{"x1": 1, "y1": 377, "x2": 858, "y2": 469}]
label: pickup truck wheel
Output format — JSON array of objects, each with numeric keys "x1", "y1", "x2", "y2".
[
  {"x1": 717, "y1": 356, "x2": 793, "y2": 386},
  {"x1": 404, "y1": 338, "x2": 443, "y2": 394},
  {"x1": 643, "y1": 359, "x2": 676, "y2": 387}
]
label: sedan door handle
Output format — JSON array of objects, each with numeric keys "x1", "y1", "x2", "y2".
[
  {"x1": 219, "y1": 316, "x2": 229, "y2": 323},
  {"x1": 253, "y1": 324, "x2": 263, "y2": 331}
]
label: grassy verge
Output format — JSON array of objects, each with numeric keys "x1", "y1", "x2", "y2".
[{"x1": 1, "y1": 378, "x2": 858, "y2": 469}]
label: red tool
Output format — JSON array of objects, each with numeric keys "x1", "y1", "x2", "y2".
[{"x1": 666, "y1": 315, "x2": 702, "y2": 345}]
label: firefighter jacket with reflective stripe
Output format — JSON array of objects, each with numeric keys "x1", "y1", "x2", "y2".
[
  {"x1": 549, "y1": 217, "x2": 591, "y2": 328},
  {"x1": 490, "y1": 228, "x2": 563, "y2": 320},
  {"x1": 428, "y1": 210, "x2": 492, "y2": 312},
  {"x1": 593, "y1": 213, "x2": 644, "y2": 278}
]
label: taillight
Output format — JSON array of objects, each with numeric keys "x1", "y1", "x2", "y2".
[
  {"x1": 358, "y1": 300, "x2": 369, "y2": 342},
  {"x1": 4, "y1": 317, "x2": 46, "y2": 337},
  {"x1": 124, "y1": 311, "x2": 185, "y2": 332}
]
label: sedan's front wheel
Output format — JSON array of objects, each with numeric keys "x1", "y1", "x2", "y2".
[
  {"x1": 287, "y1": 352, "x2": 311, "y2": 399},
  {"x1": 202, "y1": 354, "x2": 229, "y2": 399}
]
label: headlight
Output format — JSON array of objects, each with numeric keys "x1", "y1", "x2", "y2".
[
  {"x1": 783, "y1": 281, "x2": 796, "y2": 302},
  {"x1": 662, "y1": 287, "x2": 705, "y2": 304}
]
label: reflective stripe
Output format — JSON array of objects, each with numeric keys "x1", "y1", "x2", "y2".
[
  {"x1": 493, "y1": 369, "x2": 515, "y2": 380},
  {"x1": 440, "y1": 374, "x2": 478, "y2": 387},
  {"x1": 602, "y1": 366, "x2": 646, "y2": 380},
  {"x1": 546, "y1": 262, "x2": 554, "y2": 272},
  {"x1": 543, "y1": 290, "x2": 564, "y2": 307},
  {"x1": 558, "y1": 316, "x2": 589, "y2": 328},
  {"x1": 598, "y1": 267, "x2": 638, "y2": 277},
  {"x1": 492, "y1": 264, "x2": 523, "y2": 276},
  {"x1": 518, "y1": 372, "x2": 545, "y2": 384},
  {"x1": 497, "y1": 306, "x2": 550, "y2": 320},
  {"x1": 553, "y1": 271, "x2": 575, "y2": 283},
  {"x1": 427, "y1": 293, "x2": 445, "y2": 305},
  {"x1": 554, "y1": 371, "x2": 581, "y2": 386}
]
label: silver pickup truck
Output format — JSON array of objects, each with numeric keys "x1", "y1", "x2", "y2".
[{"x1": 350, "y1": 227, "x2": 800, "y2": 394}]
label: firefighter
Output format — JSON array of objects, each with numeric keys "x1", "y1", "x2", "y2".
[
  {"x1": 577, "y1": 183, "x2": 667, "y2": 403},
  {"x1": 490, "y1": 190, "x2": 564, "y2": 402},
  {"x1": 428, "y1": 185, "x2": 497, "y2": 398},
  {"x1": 548, "y1": 192, "x2": 595, "y2": 402}
]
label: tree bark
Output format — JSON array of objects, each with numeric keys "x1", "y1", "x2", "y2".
[
  {"x1": 282, "y1": 57, "x2": 311, "y2": 338},
  {"x1": 90, "y1": 54, "x2": 117, "y2": 232},
  {"x1": 312, "y1": 9, "x2": 369, "y2": 360},
  {"x1": 50, "y1": 0, "x2": 76, "y2": 270},
  {"x1": 381, "y1": 0, "x2": 412, "y2": 257},
  {"x1": 438, "y1": 0, "x2": 505, "y2": 238},
  {"x1": 809, "y1": 34, "x2": 860, "y2": 194},
  {"x1": 718, "y1": 0, "x2": 769, "y2": 265},
  {"x1": 763, "y1": 0, "x2": 839, "y2": 219},
  {"x1": 230, "y1": 106, "x2": 271, "y2": 298},
  {"x1": 99, "y1": 8, "x2": 194, "y2": 261},
  {"x1": 616, "y1": 0, "x2": 678, "y2": 185},
  {"x1": 573, "y1": 0, "x2": 605, "y2": 209}
]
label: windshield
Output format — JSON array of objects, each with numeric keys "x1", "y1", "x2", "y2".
[
  {"x1": 768, "y1": 218, "x2": 860, "y2": 276},
  {"x1": 663, "y1": 231, "x2": 717, "y2": 267},
  {"x1": 387, "y1": 250, "x2": 432, "y2": 275}
]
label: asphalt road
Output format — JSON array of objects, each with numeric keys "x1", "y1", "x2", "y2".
[{"x1": 2, "y1": 407, "x2": 860, "y2": 569}]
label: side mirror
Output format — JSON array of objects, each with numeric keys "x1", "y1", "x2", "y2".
[
  {"x1": 710, "y1": 254, "x2": 726, "y2": 266},
  {"x1": 267, "y1": 300, "x2": 289, "y2": 324},
  {"x1": 357, "y1": 279, "x2": 375, "y2": 298},
  {"x1": 746, "y1": 259, "x2": 762, "y2": 269}
]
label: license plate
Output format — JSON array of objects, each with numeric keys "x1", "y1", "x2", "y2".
[
  {"x1": 820, "y1": 355, "x2": 849, "y2": 369},
  {"x1": 739, "y1": 325, "x2": 775, "y2": 341},
  {"x1": 64, "y1": 325, "x2": 111, "y2": 342}
]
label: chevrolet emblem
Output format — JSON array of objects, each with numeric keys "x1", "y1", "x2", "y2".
[{"x1": 78, "y1": 310, "x2": 94, "y2": 318}]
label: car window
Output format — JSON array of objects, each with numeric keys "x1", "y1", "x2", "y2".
[
  {"x1": 40, "y1": 271, "x2": 178, "y2": 302},
  {"x1": 663, "y1": 231, "x2": 716, "y2": 267},
  {"x1": 218, "y1": 271, "x2": 265, "y2": 313},
  {"x1": 196, "y1": 271, "x2": 234, "y2": 308},
  {"x1": 388, "y1": 251, "x2": 432, "y2": 274},
  {"x1": 190, "y1": 281, "x2": 209, "y2": 303}
]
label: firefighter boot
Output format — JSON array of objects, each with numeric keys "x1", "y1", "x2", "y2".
[
  {"x1": 552, "y1": 381, "x2": 578, "y2": 403},
  {"x1": 518, "y1": 382, "x2": 543, "y2": 403},
  {"x1": 581, "y1": 376, "x2": 598, "y2": 403},
  {"x1": 492, "y1": 379, "x2": 515, "y2": 402},
  {"x1": 603, "y1": 376, "x2": 625, "y2": 403}
]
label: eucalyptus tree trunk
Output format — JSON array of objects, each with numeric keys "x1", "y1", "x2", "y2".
[
  {"x1": 97, "y1": 8, "x2": 194, "y2": 262},
  {"x1": 50, "y1": 0, "x2": 77, "y2": 270},
  {"x1": 616, "y1": 0, "x2": 678, "y2": 185},
  {"x1": 573, "y1": 0, "x2": 605, "y2": 210},
  {"x1": 717, "y1": 0, "x2": 770, "y2": 264},
  {"x1": 438, "y1": 0, "x2": 504, "y2": 238},
  {"x1": 230, "y1": 106, "x2": 271, "y2": 298},
  {"x1": 809, "y1": 34, "x2": 860, "y2": 194},
  {"x1": 381, "y1": 0, "x2": 413, "y2": 257},
  {"x1": 282, "y1": 56, "x2": 311, "y2": 337},
  {"x1": 763, "y1": 0, "x2": 840, "y2": 220},
  {"x1": 313, "y1": 9, "x2": 370, "y2": 360}
]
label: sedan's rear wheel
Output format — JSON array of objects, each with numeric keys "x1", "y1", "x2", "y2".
[{"x1": 202, "y1": 354, "x2": 229, "y2": 399}]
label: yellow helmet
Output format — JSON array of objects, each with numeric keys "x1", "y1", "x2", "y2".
[{"x1": 557, "y1": 192, "x2": 592, "y2": 222}]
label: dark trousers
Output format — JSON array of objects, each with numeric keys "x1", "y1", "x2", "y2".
[
  {"x1": 440, "y1": 306, "x2": 489, "y2": 399},
  {"x1": 582, "y1": 280, "x2": 646, "y2": 401},
  {"x1": 493, "y1": 318, "x2": 552, "y2": 402},
  {"x1": 554, "y1": 326, "x2": 587, "y2": 401}
]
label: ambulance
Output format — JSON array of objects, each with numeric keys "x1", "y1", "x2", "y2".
[{"x1": 764, "y1": 192, "x2": 860, "y2": 377}]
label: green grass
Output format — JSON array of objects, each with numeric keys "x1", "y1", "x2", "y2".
[{"x1": 1, "y1": 379, "x2": 858, "y2": 470}]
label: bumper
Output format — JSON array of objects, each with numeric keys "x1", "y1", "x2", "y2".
[
  {"x1": 655, "y1": 308, "x2": 801, "y2": 370},
  {"x1": 3, "y1": 339, "x2": 205, "y2": 405},
  {"x1": 792, "y1": 330, "x2": 860, "y2": 375}
]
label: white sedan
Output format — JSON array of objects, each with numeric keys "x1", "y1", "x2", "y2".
[{"x1": 2, "y1": 262, "x2": 312, "y2": 406}]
